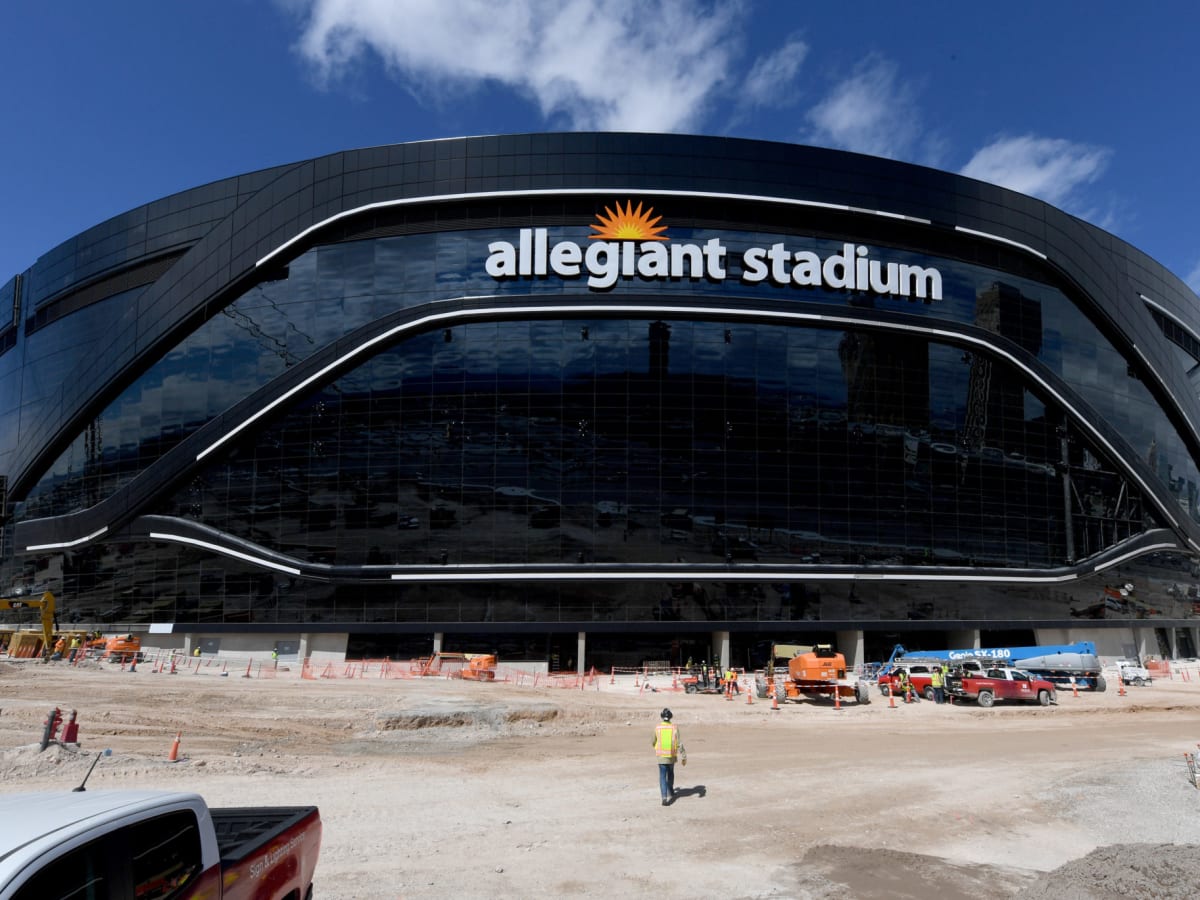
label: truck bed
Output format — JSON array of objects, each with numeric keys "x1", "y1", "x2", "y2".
[{"x1": 211, "y1": 806, "x2": 320, "y2": 863}]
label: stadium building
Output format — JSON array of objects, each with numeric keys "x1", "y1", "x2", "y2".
[{"x1": 3, "y1": 133, "x2": 1200, "y2": 670}]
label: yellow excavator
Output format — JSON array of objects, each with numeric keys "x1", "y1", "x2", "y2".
[{"x1": 0, "y1": 590, "x2": 57, "y2": 661}]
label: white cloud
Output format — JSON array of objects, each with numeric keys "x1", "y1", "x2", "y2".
[
  {"x1": 804, "y1": 56, "x2": 924, "y2": 161},
  {"x1": 742, "y1": 36, "x2": 808, "y2": 107},
  {"x1": 1186, "y1": 260, "x2": 1200, "y2": 296},
  {"x1": 289, "y1": 0, "x2": 744, "y2": 132},
  {"x1": 959, "y1": 135, "x2": 1111, "y2": 208}
]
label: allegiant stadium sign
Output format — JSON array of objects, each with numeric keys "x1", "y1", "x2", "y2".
[{"x1": 484, "y1": 201, "x2": 943, "y2": 301}]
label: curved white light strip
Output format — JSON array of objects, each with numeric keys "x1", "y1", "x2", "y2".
[
  {"x1": 193, "y1": 299, "x2": 1195, "y2": 549},
  {"x1": 1141, "y1": 292, "x2": 1200, "y2": 350},
  {"x1": 26, "y1": 526, "x2": 108, "y2": 552},
  {"x1": 1093, "y1": 542, "x2": 1179, "y2": 572},
  {"x1": 255, "y1": 188, "x2": 936, "y2": 269},
  {"x1": 953, "y1": 225, "x2": 1047, "y2": 260},
  {"x1": 150, "y1": 531, "x2": 301, "y2": 576}
]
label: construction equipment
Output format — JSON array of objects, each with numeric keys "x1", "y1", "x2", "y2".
[
  {"x1": 757, "y1": 643, "x2": 871, "y2": 705},
  {"x1": 414, "y1": 651, "x2": 497, "y2": 680},
  {"x1": 459, "y1": 653, "x2": 497, "y2": 681},
  {"x1": 0, "y1": 591, "x2": 57, "y2": 661},
  {"x1": 87, "y1": 633, "x2": 143, "y2": 664}
]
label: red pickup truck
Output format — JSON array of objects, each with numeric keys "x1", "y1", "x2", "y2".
[
  {"x1": 947, "y1": 666, "x2": 1057, "y2": 707},
  {"x1": 0, "y1": 790, "x2": 320, "y2": 899}
]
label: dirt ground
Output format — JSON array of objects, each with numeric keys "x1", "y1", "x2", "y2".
[{"x1": 2, "y1": 658, "x2": 1199, "y2": 899}]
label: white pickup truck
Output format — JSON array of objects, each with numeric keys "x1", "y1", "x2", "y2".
[{"x1": 0, "y1": 790, "x2": 321, "y2": 900}]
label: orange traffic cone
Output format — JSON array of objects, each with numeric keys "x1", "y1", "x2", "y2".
[
  {"x1": 833, "y1": 687, "x2": 842, "y2": 711},
  {"x1": 1071, "y1": 678, "x2": 1079, "y2": 698},
  {"x1": 888, "y1": 686, "x2": 897, "y2": 709},
  {"x1": 746, "y1": 681, "x2": 753, "y2": 705},
  {"x1": 168, "y1": 732, "x2": 182, "y2": 762},
  {"x1": 771, "y1": 690, "x2": 780, "y2": 710},
  {"x1": 1118, "y1": 678, "x2": 1127, "y2": 697}
]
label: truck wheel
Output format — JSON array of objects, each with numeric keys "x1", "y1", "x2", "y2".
[
  {"x1": 1095, "y1": 674, "x2": 1107, "y2": 693},
  {"x1": 880, "y1": 683, "x2": 891, "y2": 697},
  {"x1": 923, "y1": 686, "x2": 935, "y2": 701},
  {"x1": 775, "y1": 683, "x2": 787, "y2": 702},
  {"x1": 976, "y1": 690, "x2": 995, "y2": 708},
  {"x1": 855, "y1": 682, "x2": 870, "y2": 704},
  {"x1": 1134, "y1": 677, "x2": 1146, "y2": 687},
  {"x1": 685, "y1": 683, "x2": 697, "y2": 694},
  {"x1": 1037, "y1": 689, "x2": 1051, "y2": 706}
]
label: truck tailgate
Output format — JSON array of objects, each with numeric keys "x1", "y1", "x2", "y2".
[{"x1": 211, "y1": 806, "x2": 321, "y2": 900}]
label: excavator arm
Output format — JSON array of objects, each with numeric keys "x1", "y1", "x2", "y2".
[{"x1": 0, "y1": 591, "x2": 57, "y2": 661}]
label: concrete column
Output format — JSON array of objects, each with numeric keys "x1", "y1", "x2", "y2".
[
  {"x1": 944, "y1": 629, "x2": 979, "y2": 652},
  {"x1": 836, "y1": 629, "x2": 864, "y2": 672},
  {"x1": 1169, "y1": 627, "x2": 1179, "y2": 660},
  {"x1": 182, "y1": 634, "x2": 193, "y2": 657},
  {"x1": 298, "y1": 633, "x2": 310, "y2": 660},
  {"x1": 1132, "y1": 627, "x2": 1153, "y2": 662},
  {"x1": 1190, "y1": 628, "x2": 1200, "y2": 659},
  {"x1": 433, "y1": 632, "x2": 444, "y2": 653},
  {"x1": 577, "y1": 632, "x2": 586, "y2": 674},
  {"x1": 713, "y1": 631, "x2": 730, "y2": 671}
]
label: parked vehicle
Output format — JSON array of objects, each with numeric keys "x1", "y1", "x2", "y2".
[
  {"x1": 947, "y1": 666, "x2": 1057, "y2": 707},
  {"x1": 886, "y1": 642, "x2": 1105, "y2": 691},
  {"x1": 1115, "y1": 659, "x2": 1153, "y2": 686},
  {"x1": 0, "y1": 789, "x2": 321, "y2": 899},
  {"x1": 876, "y1": 659, "x2": 945, "y2": 700}
]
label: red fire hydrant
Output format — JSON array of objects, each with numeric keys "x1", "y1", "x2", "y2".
[{"x1": 60, "y1": 709, "x2": 80, "y2": 744}]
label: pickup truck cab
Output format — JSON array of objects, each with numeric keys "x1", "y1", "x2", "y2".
[
  {"x1": 947, "y1": 666, "x2": 1057, "y2": 708},
  {"x1": 0, "y1": 790, "x2": 320, "y2": 900}
]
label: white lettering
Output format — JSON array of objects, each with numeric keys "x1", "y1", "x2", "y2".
[
  {"x1": 637, "y1": 242, "x2": 670, "y2": 277},
  {"x1": 585, "y1": 242, "x2": 620, "y2": 290},
  {"x1": 670, "y1": 243, "x2": 704, "y2": 279},
  {"x1": 821, "y1": 243, "x2": 855, "y2": 290},
  {"x1": 549, "y1": 241, "x2": 581, "y2": 276},
  {"x1": 701, "y1": 237, "x2": 727, "y2": 280},
  {"x1": 487, "y1": 231, "x2": 942, "y2": 302},
  {"x1": 485, "y1": 241, "x2": 517, "y2": 278},
  {"x1": 742, "y1": 247, "x2": 768, "y2": 283},
  {"x1": 899, "y1": 264, "x2": 943, "y2": 301},
  {"x1": 790, "y1": 251, "x2": 821, "y2": 286}
]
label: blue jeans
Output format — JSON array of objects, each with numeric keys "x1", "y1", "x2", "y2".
[{"x1": 658, "y1": 763, "x2": 675, "y2": 800}]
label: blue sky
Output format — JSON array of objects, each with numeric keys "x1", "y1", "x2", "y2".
[{"x1": 4, "y1": 1, "x2": 1199, "y2": 295}]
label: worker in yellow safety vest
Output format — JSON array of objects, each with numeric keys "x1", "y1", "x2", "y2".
[
  {"x1": 652, "y1": 708, "x2": 686, "y2": 806},
  {"x1": 930, "y1": 666, "x2": 945, "y2": 704}
]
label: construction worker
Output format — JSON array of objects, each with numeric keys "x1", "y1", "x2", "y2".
[
  {"x1": 68, "y1": 635, "x2": 81, "y2": 662},
  {"x1": 930, "y1": 665, "x2": 945, "y2": 704},
  {"x1": 725, "y1": 668, "x2": 740, "y2": 694},
  {"x1": 652, "y1": 708, "x2": 686, "y2": 806},
  {"x1": 51, "y1": 636, "x2": 66, "y2": 660}
]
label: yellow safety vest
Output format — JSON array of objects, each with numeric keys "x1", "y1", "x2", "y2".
[
  {"x1": 931, "y1": 670, "x2": 944, "y2": 688},
  {"x1": 654, "y1": 723, "x2": 679, "y2": 760}
]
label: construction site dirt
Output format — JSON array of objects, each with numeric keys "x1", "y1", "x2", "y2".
[{"x1": 2, "y1": 659, "x2": 1199, "y2": 899}]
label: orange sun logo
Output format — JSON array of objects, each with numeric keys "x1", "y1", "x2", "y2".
[{"x1": 589, "y1": 200, "x2": 668, "y2": 241}]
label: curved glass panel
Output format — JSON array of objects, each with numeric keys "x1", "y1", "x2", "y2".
[
  {"x1": 157, "y1": 318, "x2": 1146, "y2": 572},
  {"x1": 18, "y1": 221, "x2": 1200, "y2": 540}
]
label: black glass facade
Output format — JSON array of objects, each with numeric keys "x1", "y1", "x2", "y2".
[{"x1": 3, "y1": 135, "x2": 1200, "y2": 655}]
